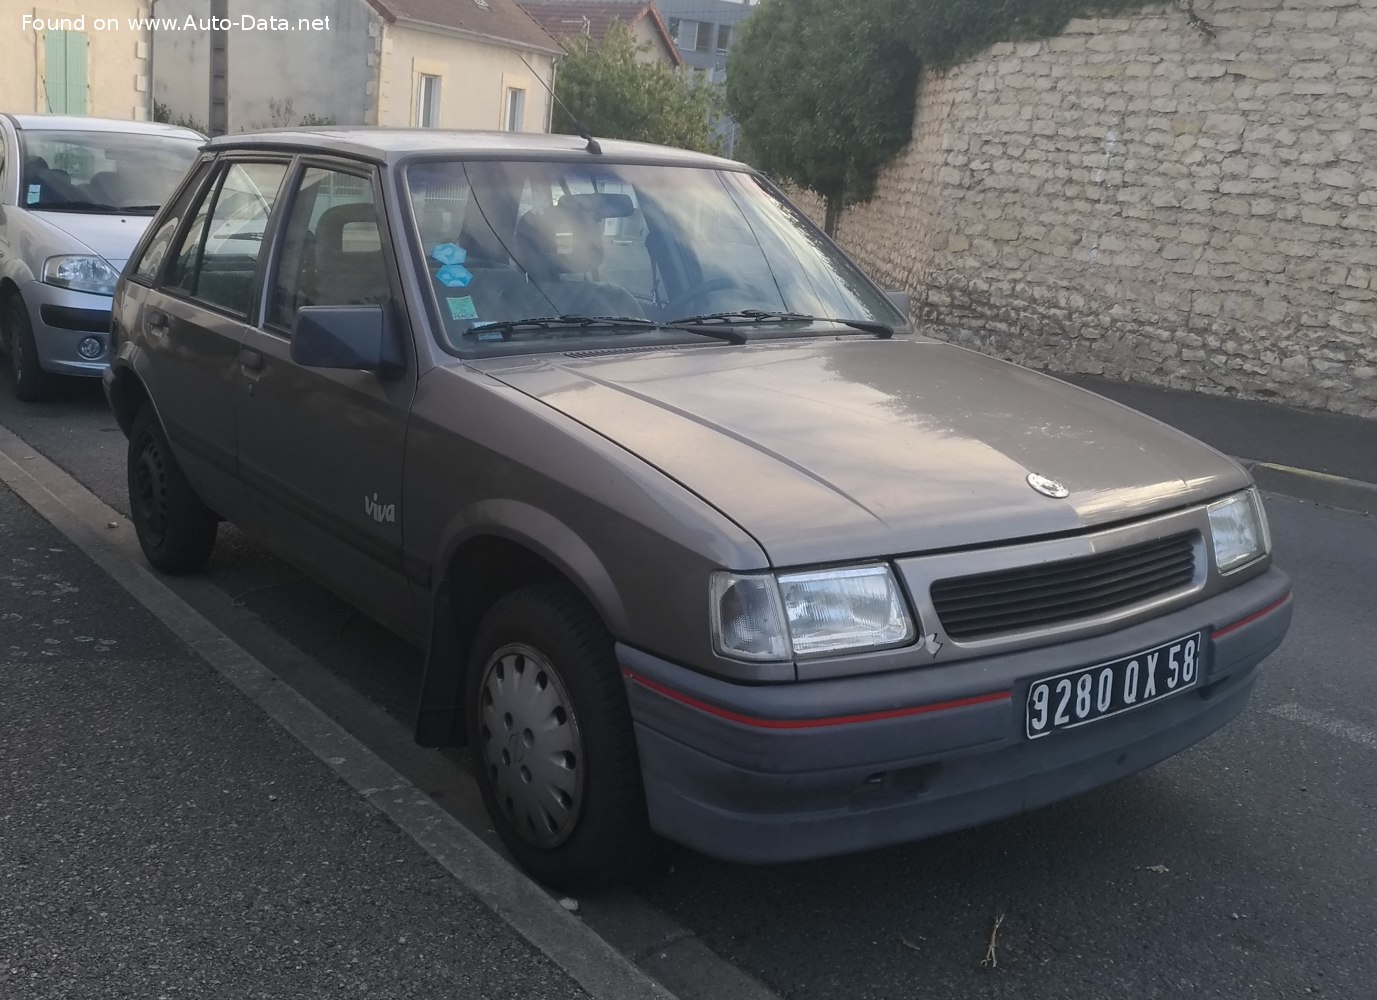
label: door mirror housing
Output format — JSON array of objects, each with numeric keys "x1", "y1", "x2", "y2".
[
  {"x1": 290, "y1": 305, "x2": 404, "y2": 376},
  {"x1": 884, "y1": 289, "x2": 911, "y2": 320}
]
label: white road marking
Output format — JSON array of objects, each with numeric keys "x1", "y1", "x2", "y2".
[{"x1": 1269, "y1": 703, "x2": 1377, "y2": 751}]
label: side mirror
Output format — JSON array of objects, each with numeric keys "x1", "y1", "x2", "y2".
[
  {"x1": 884, "y1": 289, "x2": 911, "y2": 320},
  {"x1": 290, "y1": 305, "x2": 404, "y2": 376}
]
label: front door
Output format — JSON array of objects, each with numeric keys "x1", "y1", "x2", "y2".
[{"x1": 234, "y1": 162, "x2": 420, "y2": 638}]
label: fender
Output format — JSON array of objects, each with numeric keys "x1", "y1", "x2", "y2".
[
  {"x1": 434, "y1": 497, "x2": 629, "y2": 632},
  {"x1": 414, "y1": 499, "x2": 628, "y2": 748}
]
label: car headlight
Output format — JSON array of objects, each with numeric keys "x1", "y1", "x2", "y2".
[
  {"x1": 1208, "y1": 489, "x2": 1268, "y2": 573},
  {"x1": 43, "y1": 255, "x2": 120, "y2": 296},
  {"x1": 711, "y1": 564, "x2": 915, "y2": 661}
]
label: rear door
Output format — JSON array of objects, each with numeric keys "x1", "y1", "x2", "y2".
[
  {"x1": 130, "y1": 157, "x2": 290, "y2": 522},
  {"x1": 234, "y1": 159, "x2": 421, "y2": 638}
]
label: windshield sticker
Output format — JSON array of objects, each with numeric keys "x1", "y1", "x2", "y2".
[
  {"x1": 430, "y1": 242, "x2": 467, "y2": 265},
  {"x1": 27, "y1": 184, "x2": 41, "y2": 205},
  {"x1": 447, "y1": 296, "x2": 478, "y2": 321},
  {"x1": 436, "y1": 263, "x2": 473, "y2": 288}
]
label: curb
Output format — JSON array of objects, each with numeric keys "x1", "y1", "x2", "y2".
[{"x1": 1238, "y1": 459, "x2": 1377, "y2": 515}]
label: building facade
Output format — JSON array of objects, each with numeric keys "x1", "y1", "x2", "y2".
[
  {"x1": 152, "y1": 0, "x2": 559, "y2": 134},
  {"x1": 4, "y1": 1, "x2": 153, "y2": 120}
]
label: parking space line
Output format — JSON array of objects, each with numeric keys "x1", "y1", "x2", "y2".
[
  {"x1": 1269, "y1": 703, "x2": 1377, "y2": 751},
  {"x1": 0, "y1": 422, "x2": 680, "y2": 1000}
]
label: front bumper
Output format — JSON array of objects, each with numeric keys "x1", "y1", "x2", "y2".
[
  {"x1": 621, "y1": 566, "x2": 1291, "y2": 864},
  {"x1": 19, "y1": 280, "x2": 112, "y2": 376}
]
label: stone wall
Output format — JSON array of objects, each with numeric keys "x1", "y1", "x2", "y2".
[{"x1": 811, "y1": 0, "x2": 1377, "y2": 417}]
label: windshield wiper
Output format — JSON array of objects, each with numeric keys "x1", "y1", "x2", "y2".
[
  {"x1": 29, "y1": 200, "x2": 123, "y2": 214},
  {"x1": 666, "y1": 309, "x2": 894, "y2": 339},
  {"x1": 462, "y1": 315, "x2": 659, "y2": 338}
]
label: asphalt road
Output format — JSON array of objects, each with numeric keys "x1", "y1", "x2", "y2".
[{"x1": 3, "y1": 376, "x2": 1375, "y2": 999}]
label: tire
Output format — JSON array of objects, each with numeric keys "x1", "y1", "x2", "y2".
[
  {"x1": 127, "y1": 405, "x2": 218, "y2": 574},
  {"x1": 4, "y1": 295, "x2": 58, "y2": 403},
  {"x1": 466, "y1": 584, "x2": 656, "y2": 892}
]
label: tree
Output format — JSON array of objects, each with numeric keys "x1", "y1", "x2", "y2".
[
  {"x1": 726, "y1": 0, "x2": 918, "y2": 236},
  {"x1": 727, "y1": 0, "x2": 1179, "y2": 236},
  {"x1": 554, "y1": 22, "x2": 722, "y2": 155}
]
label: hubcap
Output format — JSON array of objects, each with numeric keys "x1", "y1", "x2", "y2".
[
  {"x1": 132, "y1": 436, "x2": 169, "y2": 545},
  {"x1": 478, "y1": 643, "x2": 584, "y2": 848}
]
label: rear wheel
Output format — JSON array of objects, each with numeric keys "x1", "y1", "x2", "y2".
[
  {"x1": 127, "y1": 406, "x2": 218, "y2": 574},
  {"x1": 4, "y1": 295, "x2": 57, "y2": 403},
  {"x1": 466, "y1": 584, "x2": 656, "y2": 891}
]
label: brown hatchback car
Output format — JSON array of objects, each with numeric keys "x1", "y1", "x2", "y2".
[{"x1": 107, "y1": 129, "x2": 1292, "y2": 890}]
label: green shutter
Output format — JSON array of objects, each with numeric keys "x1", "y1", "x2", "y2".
[
  {"x1": 44, "y1": 31, "x2": 66, "y2": 113},
  {"x1": 65, "y1": 32, "x2": 88, "y2": 114},
  {"x1": 44, "y1": 31, "x2": 88, "y2": 114}
]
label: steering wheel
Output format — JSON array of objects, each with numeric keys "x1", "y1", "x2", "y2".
[{"x1": 661, "y1": 276, "x2": 745, "y2": 318}]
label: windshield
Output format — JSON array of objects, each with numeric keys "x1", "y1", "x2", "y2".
[
  {"x1": 403, "y1": 159, "x2": 906, "y2": 355},
  {"x1": 18, "y1": 130, "x2": 201, "y2": 215}
]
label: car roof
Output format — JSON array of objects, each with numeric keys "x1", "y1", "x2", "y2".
[
  {"x1": 204, "y1": 127, "x2": 749, "y2": 170},
  {"x1": 4, "y1": 114, "x2": 203, "y2": 140}
]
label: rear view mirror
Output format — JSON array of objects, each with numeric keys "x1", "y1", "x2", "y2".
[
  {"x1": 290, "y1": 305, "x2": 404, "y2": 376},
  {"x1": 558, "y1": 192, "x2": 636, "y2": 219}
]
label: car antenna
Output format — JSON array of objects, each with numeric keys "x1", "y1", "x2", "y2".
[{"x1": 518, "y1": 53, "x2": 601, "y2": 154}]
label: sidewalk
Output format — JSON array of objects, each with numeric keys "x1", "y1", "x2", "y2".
[
  {"x1": 0, "y1": 481, "x2": 594, "y2": 1000},
  {"x1": 1060, "y1": 373, "x2": 1377, "y2": 513}
]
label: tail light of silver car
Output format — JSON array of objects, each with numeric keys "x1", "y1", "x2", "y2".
[{"x1": 711, "y1": 564, "x2": 916, "y2": 661}]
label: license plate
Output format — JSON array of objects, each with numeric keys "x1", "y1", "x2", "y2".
[{"x1": 1025, "y1": 632, "x2": 1202, "y2": 740}]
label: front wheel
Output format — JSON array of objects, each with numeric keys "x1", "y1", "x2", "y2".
[
  {"x1": 4, "y1": 295, "x2": 57, "y2": 403},
  {"x1": 466, "y1": 585, "x2": 656, "y2": 891},
  {"x1": 127, "y1": 406, "x2": 218, "y2": 574}
]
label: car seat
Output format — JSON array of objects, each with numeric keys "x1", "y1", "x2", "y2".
[
  {"x1": 511, "y1": 205, "x2": 645, "y2": 318},
  {"x1": 312, "y1": 203, "x2": 391, "y2": 306}
]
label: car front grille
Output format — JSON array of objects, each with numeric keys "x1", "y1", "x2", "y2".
[{"x1": 930, "y1": 532, "x2": 1199, "y2": 641}]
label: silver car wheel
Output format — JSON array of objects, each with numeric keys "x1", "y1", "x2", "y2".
[{"x1": 477, "y1": 642, "x2": 585, "y2": 849}]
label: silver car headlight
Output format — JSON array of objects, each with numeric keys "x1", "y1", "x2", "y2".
[
  {"x1": 43, "y1": 255, "x2": 120, "y2": 296},
  {"x1": 711, "y1": 564, "x2": 915, "y2": 661},
  {"x1": 1208, "y1": 488, "x2": 1269, "y2": 573}
]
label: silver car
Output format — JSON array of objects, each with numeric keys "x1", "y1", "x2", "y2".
[
  {"x1": 108, "y1": 129, "x2": 1293, "y2": 891},
  {"x1": 0, "y1": 114, "x2": 201, "y2": 401}
]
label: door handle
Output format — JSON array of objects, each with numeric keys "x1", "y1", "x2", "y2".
[
  {"x1": 147, "y1": 308, "x2": 169, "y2": 331},
  {"x1": 238, "y1": 347, "x2": 265, "y2": 372}
]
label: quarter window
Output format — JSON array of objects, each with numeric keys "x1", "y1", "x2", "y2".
[
  {"x1": 269, "y1": 167, "x2": 389, "y2": 333},
  {"x1": 133, "y1": 162, "x2": 211, "y2": 282},
  {"x1": 164, "y1": 161, "x2": 288, "y2": 316}
]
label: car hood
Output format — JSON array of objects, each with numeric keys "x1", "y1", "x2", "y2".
[
  {"x1": 479, "y1": 338, "x2": 1251, "y2": 566},
  {"x1": 29, "y1": 210, "x2": 152, "y2": 269}
]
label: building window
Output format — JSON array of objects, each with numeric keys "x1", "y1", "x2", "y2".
[
  {"x1": 696, "y1": 21, "x2": 713, "y2": 52},
  {"x1": 672, "y1": 19, "x2": 696, "y2": 50},
  {"x1": 503, "y1": 87, "x2": 526, "y2": 132},
  {"x1": 417, "y1": 74, "x2": 441, "y2": 128},
  {"x1": 716, "y1": 25, "x2": 732, "y2": 52}
]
